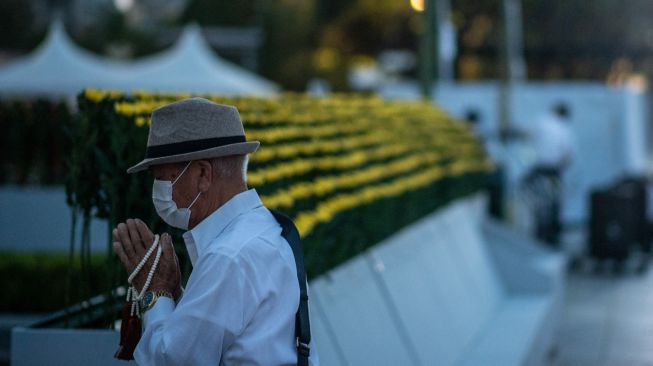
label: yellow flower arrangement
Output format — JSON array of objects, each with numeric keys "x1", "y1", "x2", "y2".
[
  {"x1": 261, "y1": 150, "x2": 461, "y2": 209},
  {"x1": 80, "y1": 89, "x2": 491, "y2": 241},
  {"x1": 293, "y1": 160, "x2": 493, "y2": 235}
]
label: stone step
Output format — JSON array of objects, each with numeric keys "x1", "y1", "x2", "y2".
[{"x1": 0, "y1": 314, "x2": 45, "y2": 366}]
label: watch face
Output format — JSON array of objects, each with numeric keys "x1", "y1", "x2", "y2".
[{"x1": 140, "y1": 292, "x2": 154, "y2": 310}]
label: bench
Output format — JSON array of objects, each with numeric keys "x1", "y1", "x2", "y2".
[{"x1": 309, "y1": 194, "x2": 567, "y2": 366}]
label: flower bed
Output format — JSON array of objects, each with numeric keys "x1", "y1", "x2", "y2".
[{"x1": 69, "y1": 89, "x2": 492, "y2": 278}]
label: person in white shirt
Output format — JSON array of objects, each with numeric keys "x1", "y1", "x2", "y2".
[
  {"x1": 111, "y1": 97, "x2": 317, "y2": 365},
  {"x1": 523, "y1": 103, "x2": 576, "y2": 246},
  {"x1": 531, "y1": 104, "x2": 575, "y2": 170}
]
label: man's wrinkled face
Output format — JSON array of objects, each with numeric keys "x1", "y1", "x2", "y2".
[{"x1": 151, "y1": 162, "x2": 199, "y2": 209}]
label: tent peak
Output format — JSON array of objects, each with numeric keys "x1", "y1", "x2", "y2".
[{"x1": 175, "y1": 23, "x2": 209, "y2": 51}]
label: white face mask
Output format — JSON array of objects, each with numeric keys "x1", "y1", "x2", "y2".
[{"x1": 152, "y1": 161, "x2": 202, "y2": 230}]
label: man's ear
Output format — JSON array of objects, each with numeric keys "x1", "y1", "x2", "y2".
[{"x1": 196, "y1": 160, "x2": 213, "y2": 192}]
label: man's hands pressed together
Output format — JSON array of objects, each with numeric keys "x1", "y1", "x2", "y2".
[{"x1": 112, "y1": 218, "x2": 182, "y2": 301}]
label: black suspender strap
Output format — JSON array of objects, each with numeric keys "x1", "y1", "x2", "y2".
[{"x1": 270, "y1": 209, "x2": 311, "y2": 366}]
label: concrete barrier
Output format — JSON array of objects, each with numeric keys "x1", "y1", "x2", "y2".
[{"x1": 310, "y1": 194, "x2": 567, "y2": 366}]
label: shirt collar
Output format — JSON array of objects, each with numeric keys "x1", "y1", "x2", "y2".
[{"x1": 182, "y1": 189, "x2": 263, "y2": 266}]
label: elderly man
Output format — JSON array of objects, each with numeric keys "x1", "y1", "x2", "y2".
[{"x1": 112, "y1": 98, "x2": 316, "y2": 365}]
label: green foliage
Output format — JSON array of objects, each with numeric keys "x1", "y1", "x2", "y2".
[
  {"x1": 0, "y1": 0, "x2": 45, "y2": 51},
  {"x1": 181, "y1": 0, "x2": 258, "y2": 26},
  {"x1": 0, "y1": 99, "x2": 71, "y2": 185},
  {"x1": 0, "y1": 252, "x2": 110, "y2": 313}
]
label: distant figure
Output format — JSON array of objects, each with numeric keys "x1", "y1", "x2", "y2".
[
  {"x1": 463, "y1": 108, "x2": 505, "y2": 219},
  {"x1": 464, "y1": 109, "x2": 481, "y2": 128},
  {"x1": 523, "y1": 103, "x2": 576, "y2": 246}
]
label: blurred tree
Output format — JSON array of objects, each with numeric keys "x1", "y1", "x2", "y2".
[
  {"x1": 311, "y1": 0, "x2": 417, "y2": 89},
  {"x1": 258, "y1": 0, "x2": 317, "y2": 91},
  {"x1": 0, "y1": 0, "x2": 44, "y2": 52},
  {"x1": 181, "y1": 0, "x2": 258, "y2": 26},
  {"x1": 2, "y1": 0, "x2": 653, "y2": 89},
  {"x1": 454, "y1": 0, "x2": 502, "y2": 79}
]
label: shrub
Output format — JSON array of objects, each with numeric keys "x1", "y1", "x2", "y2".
[{"x1": 0, "y1": 252, "x2": 108, "y2": 312}]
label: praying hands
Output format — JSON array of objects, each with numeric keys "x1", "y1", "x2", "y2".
[{"x1": 112, "y1": 218, "x2": 182, "y2": 300}]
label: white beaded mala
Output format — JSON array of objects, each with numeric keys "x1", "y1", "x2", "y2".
[{"x1": 125, "y1": 234, "x2": 162, "y2": 317}]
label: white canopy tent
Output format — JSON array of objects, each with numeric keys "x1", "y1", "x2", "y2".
[
  {"x1": 0, "y1": 22, "x2": 279, "y2": 97},
  {"x1": 0, "y1": 20, "x2": 123, "y2": 97},
  {"x1": 121, "y1": 24, "x2": 279, "y2": 95}
]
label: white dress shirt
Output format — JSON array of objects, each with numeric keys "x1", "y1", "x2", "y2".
[
  {"x1": 135, "y1": 189, "x2": 318, "y2": 365},
  {"x1": 532, "y1": 113, "x2": 576, "y2": 168}
]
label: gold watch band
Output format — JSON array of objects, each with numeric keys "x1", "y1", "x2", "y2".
[{"x1": 142, "y1": 290, "x2": 173, "y2": 313}]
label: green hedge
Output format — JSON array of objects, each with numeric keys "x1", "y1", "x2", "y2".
[{"x1": 0, "y1": 252, "x2": 110, "y2": 313}]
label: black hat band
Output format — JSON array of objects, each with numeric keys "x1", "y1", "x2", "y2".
[{"x1": 145, "y1": 135, "x2": 247, "y2": 159}]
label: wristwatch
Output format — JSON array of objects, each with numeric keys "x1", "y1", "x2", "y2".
[{"x1": 139, "y1": 290, "x2": 173, "y2": 313}]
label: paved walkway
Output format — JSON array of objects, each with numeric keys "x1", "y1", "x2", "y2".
[{"x1": 553, "y1": 259, "x2": 653, "y2": 366}]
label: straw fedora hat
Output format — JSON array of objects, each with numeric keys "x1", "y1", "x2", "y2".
[{"x1": 127, "y1": 97, "x2": 259, "y2": 173}]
